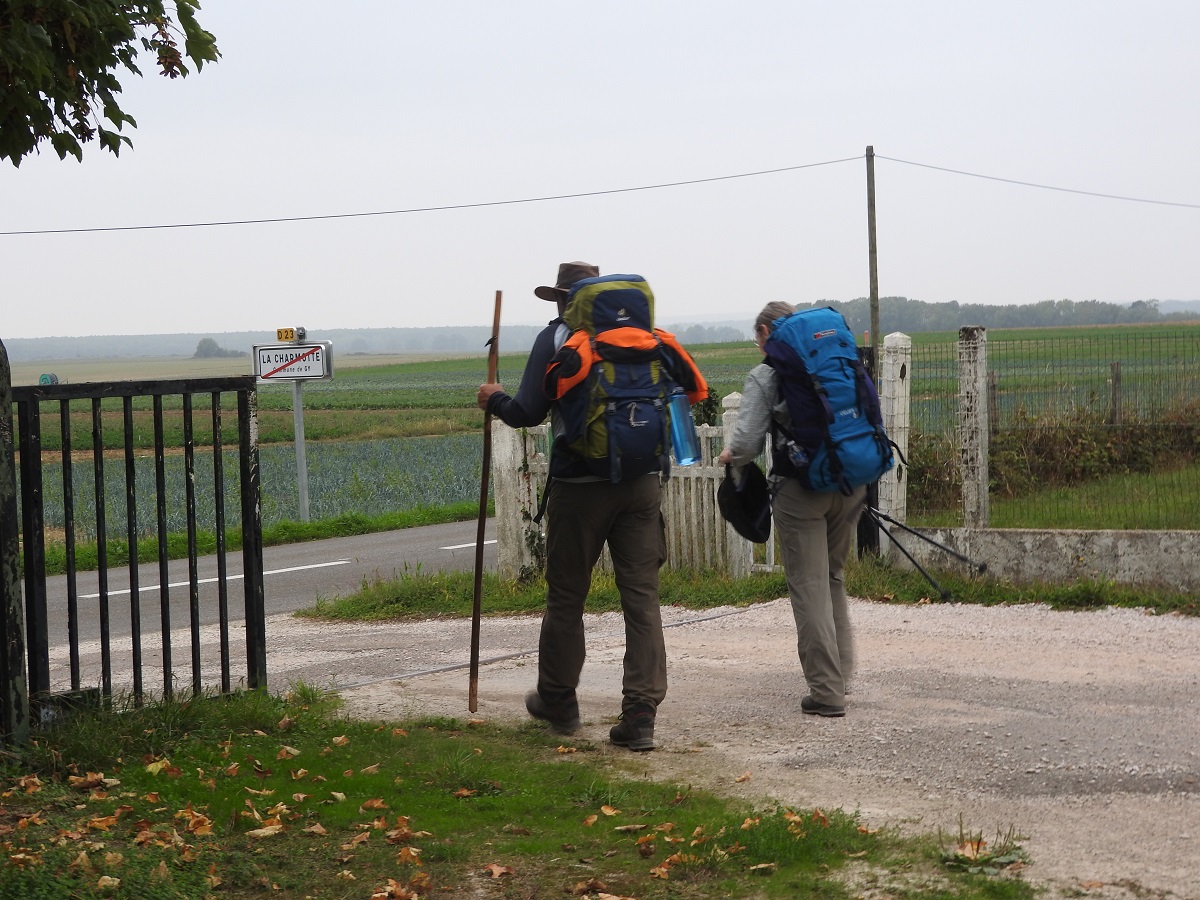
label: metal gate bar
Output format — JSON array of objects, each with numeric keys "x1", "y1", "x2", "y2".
[{"x1": 1, "y1": 366, "x2": 265, "y2": 742}]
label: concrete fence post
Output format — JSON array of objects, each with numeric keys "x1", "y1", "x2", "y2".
[
  {"x1": 958, "y1": 326, "x2": 990, "y2": 528},
  {"x1": 491, "y1": 422, "x2": 543, "y2": 580},
  {"x1": 879, "y1": 332, "x2": 911, "y2": 525}
]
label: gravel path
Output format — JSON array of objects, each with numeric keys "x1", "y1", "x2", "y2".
[{"x1": 290, "y1": 597, "x2": 1200, "y2": 899}]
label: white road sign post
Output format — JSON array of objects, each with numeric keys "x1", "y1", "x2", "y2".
[{"x1": 253, "y1": 335, "x2": 334, "y2": 523}]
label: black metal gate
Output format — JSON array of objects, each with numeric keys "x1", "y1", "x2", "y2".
[{"x1": 1, "y1": 339, "x2": 266, "y2": 745}]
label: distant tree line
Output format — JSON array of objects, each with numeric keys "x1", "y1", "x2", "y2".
[{"x1": 797, "y1": 297, "x2": 1192, "y2": 337}]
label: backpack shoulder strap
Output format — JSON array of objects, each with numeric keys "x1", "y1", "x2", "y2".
[{"x1": 543, "y1": 329, "x2": 595, "y2": 399}]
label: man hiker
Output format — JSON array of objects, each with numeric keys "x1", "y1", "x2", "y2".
[{"x1": 476, "y1": 261, "x2": 669, "y2": 751}]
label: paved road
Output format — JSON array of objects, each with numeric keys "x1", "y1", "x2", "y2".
[{"x1": 41, "y1": 519, "x2": 496, "y2": 647}]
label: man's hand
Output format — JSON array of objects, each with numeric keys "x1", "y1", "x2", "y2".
[
  {"x1": 717, "y1": 448, "x2": 734, "y2": 466},
  {"x1": 477, "y1": 383, "x2": 505, "y2": 411}
]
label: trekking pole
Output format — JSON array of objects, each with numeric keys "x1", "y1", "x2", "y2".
[
  {"x1": 469, "y1": 290, "x2": 502, "y2": 713},
  {"x1": 868, "y1": 507, "x2": 987, "y2": 572},
  {"x1": 867, "y1": 508, "x2": 952, "y2": 600}
]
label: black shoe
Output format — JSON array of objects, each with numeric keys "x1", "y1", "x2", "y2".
[
  {"x1": 609, "y1": 704, "x2": 656, "y2": 751},
  {"x1": 524, "y1": 691, "x2": 580, "y2": 735},
  {"x1": 801, "y1": 696, "x2": 846, "y2": 718}
]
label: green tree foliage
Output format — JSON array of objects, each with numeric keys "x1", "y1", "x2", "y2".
[
  {"x1": 0, "y1": 1, "x2": 218, "y2": 166},
  {"x1": 193, "y1": 337, "x2": 245, "y2": 358}
]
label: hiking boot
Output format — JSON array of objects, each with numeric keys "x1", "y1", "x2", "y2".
[
  {"x1": 609, "y1": 704, "x2": 656, "y2": 751},
  {"x1": 801, "y1": 696, "x2": 846, "y2": 718},
  {"x1": 524, "y1": 691, "x2": 580, "y2": 735}
]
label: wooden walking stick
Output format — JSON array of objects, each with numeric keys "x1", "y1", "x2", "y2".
[{"x1": 469, "y1": 290, "x2": 502, "y2": 712}]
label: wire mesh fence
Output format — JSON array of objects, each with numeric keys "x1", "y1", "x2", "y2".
[{"x1": 907, "y1": 328, "x2": 1200, "y2": 529}]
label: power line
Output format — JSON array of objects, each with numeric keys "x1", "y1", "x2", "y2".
[
  {"x1": 5, "y1": 151, "x2": 1197, "y2": 238},
  {"x1": 0, "y1": 156, "x2": 863, "y2": 237},
  {"x1": 877, "y1": 155, "x2": 1200, "y2": 210}
]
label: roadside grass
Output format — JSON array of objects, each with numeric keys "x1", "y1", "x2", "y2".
[
  {"x1": 297, "y1": 567, "x2": 791, "y2": 621},
  {"x1": 296, "y1": 552, "x2": 1198, "y2": 622},
  {"x1": 843, "y1": 553, "x2": 1199, "y2": 617},
  {"x1": 0, "y1": 688, "x2": 1034, "y2": 900}
]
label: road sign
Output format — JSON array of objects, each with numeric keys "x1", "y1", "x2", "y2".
[{"x1": 253, "y1": 342, "x2": 334, "y2": 381}]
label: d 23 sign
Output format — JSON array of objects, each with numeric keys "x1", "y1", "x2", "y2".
[{"x1": 253, "y1": 341, "x2": 334, "y2": 381}]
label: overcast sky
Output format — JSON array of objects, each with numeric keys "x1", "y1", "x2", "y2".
[{"x1": 2, "y1": 1, "x2": 1198, "y2": 341}]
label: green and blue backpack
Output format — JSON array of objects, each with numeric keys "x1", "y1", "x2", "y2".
[{"x1": 543, "y1": 274, "x2": 708, "y2": 483}]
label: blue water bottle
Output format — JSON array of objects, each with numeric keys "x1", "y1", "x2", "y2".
[{"x1": 668, "y1": 389, "x2": 701, "y2": 466}]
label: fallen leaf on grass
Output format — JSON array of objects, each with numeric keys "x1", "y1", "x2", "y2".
[
  {"x1": 331, "y1": 735, "x2": 350, "y2": 747},
  {"x1": 614, "y1": 824, "x2": 648, "y2": 832},
  {"x1": 361, "y1": 763, "x2": 382, "y2": 775},
  {"x1": 734, "y1": 772, "x2": 752, "y2": 783},
  {"x1": 335, "y1": 870, "x2": 356, "y2": 880},
  {"x1": 482, "y1": 863, "x2": 514, "y2": 877},
  {"x1": 303, "y1": 823, "x2": 328, "y2": 835},
  {"x1": 582, "y1": 815, "x2": 598, "y2": 827},
  {"x1": 453, "y1": 788, "x2": 476, "y2": 799},
  {"x1": 748, "y1": 862, "x2": 777, "y2": 874},
  {"x1": 570, "y1": 877, "x2": 607, "y2": 895},
  {"x1": 600, "y1": 805, "x2": 620, "y2": 816},
  {"x1": 96, "y1": 875, "x2": 120, "y2": 890},
  {"x1": 360, "y1": 798, "x2": 388, "y2": 811},
  {"x1": 245, "y1": 824, "x2": 284, "y2": 839},
  {"x1": 276, "y1": 746, "x2": 301, "y2": 760},
  {"x1": 396, "y1": 846, "x2": 422, "y2": 865},
  {"x1": 371, "y1": 878, "x2": 420, "y2": 899}
]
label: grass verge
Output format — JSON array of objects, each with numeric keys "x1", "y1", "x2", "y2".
[
  {"x1": 297, "y1": 553, "x2": 1197, "y2": 622},
  {"x1": 297, "y1": 567, "x2": 791, "y2": 621},
  {"x1": 0, "y1": 688, "x2": 1034, "y2": 899}
]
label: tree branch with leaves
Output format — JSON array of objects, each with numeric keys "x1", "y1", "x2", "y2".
[{"x1": 0, "y1": 0, "x2": 219, "y2": 166}]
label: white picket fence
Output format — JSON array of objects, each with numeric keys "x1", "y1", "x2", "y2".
[
  {"x1": 490, "y1": 337, "x2": 912, "y2": 581},
  {"x1": 490, "y1": 398, "x2": 765, "y2": 580}
]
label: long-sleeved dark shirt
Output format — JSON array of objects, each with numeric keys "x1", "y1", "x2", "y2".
[{"x1": 485, "y1": 318, "x2": 563, "y2": 428}]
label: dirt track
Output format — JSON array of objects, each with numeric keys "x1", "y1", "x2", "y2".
[{"x1": 263, "y1": 597, "x2": 1200, "y2": 899}]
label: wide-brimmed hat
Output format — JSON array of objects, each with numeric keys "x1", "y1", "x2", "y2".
[
  {"x1": 717, "y1": 463, "x2": 772, "y2": 543},
  {"x1": 534, "y1": 261, "x2": 599, "y2": 302}
]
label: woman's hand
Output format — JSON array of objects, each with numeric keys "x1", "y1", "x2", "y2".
[{"x1": 717, "y1": 448, "x2": 734, "y2": 466}]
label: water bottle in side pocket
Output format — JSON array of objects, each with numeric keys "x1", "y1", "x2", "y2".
[{"x1": 668, "y1": 389, "x2": 701, "y2": 466}]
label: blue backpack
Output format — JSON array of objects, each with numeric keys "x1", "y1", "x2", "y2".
[{"x1": 763, "y1": 307, "x2": 896, "y2": 494}]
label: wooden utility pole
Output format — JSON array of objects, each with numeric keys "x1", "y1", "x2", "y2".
[
  {"x1": 866, "y1": 145, "x2": 880, "y2": 378},
  {"x1": 859, "y1": 146, "x2": 882, "y2": 557}
]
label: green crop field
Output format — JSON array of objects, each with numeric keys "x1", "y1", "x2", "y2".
[{"x1": 10, "y1": 322, "x2": 1199, "y2": 536}]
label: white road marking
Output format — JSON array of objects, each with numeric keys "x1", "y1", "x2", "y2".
[
  {"x1": 79, "y1": 559, "x2": 353, "y2": 600},
  {"x1": 440, "y1": 540, "x2": 497, "y2": 550}
]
